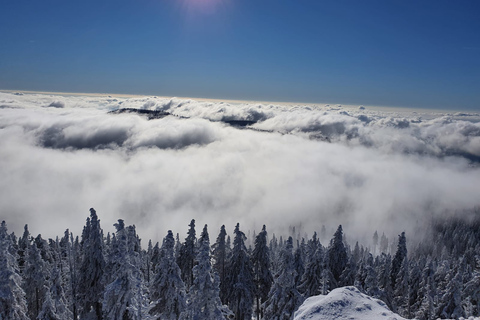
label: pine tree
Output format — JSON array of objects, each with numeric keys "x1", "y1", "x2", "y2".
[
  {"x1": 0, "y1": 221, "x2": 29, "y2": 320},
  {"x1": 437, "y1": 262, "x2": 464, "y2": 319},
  {"x1": 150, "y1": 230, "x2": 186, "y2": 320},
  {"x1": 298, "y1": 245, "x2": 323, "y2": 298},
  {"x1": 393, "y1": 257, "x2": 410, "y2": 316},
  {"x1": 364, "y1": 254, "x2": 379, "y2": 298},
  {"x1": 225, "y1": 223, "x2": 255, "y2": 320},
  {"x1": 103, "y1": 220, "x2": 151, "y2": 320},
  {"x1": 391, "y1": 232, "x2": 407, "y2": 289},
  {"x1": 339, "y1": 255, "x2": 357, "y2": 287},
  {"x1": 177, "y1": 220, "x2": 197, "y2": 289},
  {"x1": 212, "y1": 225, "x2": 228, "y2": 305},
  {"x1": 251, "y1": 225, "x2": 273, "y2": 320},
  {"x1": 462, "y1": 270, "x2": 480, "y2": 317},
  {"x1": 293, "y1": 245, "x2": 304, "y2": 287},
  {"x1": 263, "y1": 237, "x2": 303, "y2": 320},
  {"x1": 408, "y1": 259, "x2": 422, "y2": 315},
  {"x1": 415, "y1": 260, "x2": 436, "y2": 320},
  {"x1": 180, "y1": 225, "x2": 226, "y2": 320},
  {"x1": 326, "y1": 225, "x2": 347, "y2": 285},
  {"x1": 78, "y1": 208, "x2": 105, "y2": 320},
  {"x1": 23, "y1": 240, "x2": 48, "y2": 320},
  {"x1": 17, "y1": 224, "x2": 30, "y2": 275},
  {"x1": 376, "y1": 253, "x2": 394, "y2": 310}
]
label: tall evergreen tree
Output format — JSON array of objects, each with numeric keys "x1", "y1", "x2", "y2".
[
  {"x1": 212, "y1": 225, "x2": 228, "y2": 305},
  {"x1": 326, "y1": 225, "x2": 347, "y2": 285},
  {"x1": 23, "y1": 240, "x2": 49, "y2": 320},
  {"x1": 376, "y1": 253, "x2": 394, "y2": 310},
  {"x1": 78, "y1": 208, "x2": 105, "y2": 320},
  {"x1": 226, "y1": 223, "x2": 255, "y2": 320},
  {"x1": 181, "y1": 225, "x2": 226, "y2": 320},
  {"x1": 150, "y1": 230, "x2": 186, "y2": 320},
  {"x1": 298, "y1": 245, "x2": 323, "y2": 298},
  {"x1": 0, "y1": 221, "x2": 29, "y2": 320},
  {"x1": 391, "y1": 232, "x2": 407, "y2": 289},
  {"x1": 177, "y1": 220, "x2": 197, "y2": 289},
  {"x1": 393, "y1": 257, "x2": 410, "y2": 316},
  {"x1": 436, "y1": 263, "x2": 464, "y2": 319},
  {"x1": 263, "y1": 237, "x2": 303, "y2": 320},
  {"x1": 103, "y1": 220, "x2": 151, "y2": 320},
  {"x1": 251, "y1": 225, "x2": 273, "y2": 320}
]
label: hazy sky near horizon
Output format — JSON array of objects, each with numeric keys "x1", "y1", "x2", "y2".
[{"x1": 0, "y1": 0, "x2": 479, "y2": 110}]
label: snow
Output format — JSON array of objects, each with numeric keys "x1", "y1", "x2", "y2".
[
  {"x1": 294, "y1": 286, "x2": 480, "y2": 320},
  {"x1": 294, "y1": 286, "x2": 407, "y2": 320}
]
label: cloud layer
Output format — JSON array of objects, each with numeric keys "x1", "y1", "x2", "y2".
[{"x1": 1, "y1": 92, "x2": 479, "y2": 245}]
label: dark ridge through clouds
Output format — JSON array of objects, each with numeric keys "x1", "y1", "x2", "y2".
[{"x1": 0, "y1": 92, "x2": 479, "y2": 244}]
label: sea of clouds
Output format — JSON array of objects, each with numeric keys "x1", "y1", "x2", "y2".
[{"x1": 1, "y1": 91, "x2": 479, "y2": 245}]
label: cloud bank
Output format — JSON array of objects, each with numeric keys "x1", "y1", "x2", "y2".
[{"x1": 0, "y1": 92, "x2": 479, "y2": 245}]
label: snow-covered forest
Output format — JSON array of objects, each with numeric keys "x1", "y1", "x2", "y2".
[{"x1": 2, "y1": 207, "x2": 480, "y2": 320}]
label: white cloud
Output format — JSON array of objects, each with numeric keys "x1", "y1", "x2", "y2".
[{"x1": 0, "y1": 92, "x2": 479, "y2": 245}]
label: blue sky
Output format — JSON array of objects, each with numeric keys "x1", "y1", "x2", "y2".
[{"x1": 1, "y1": 0, "x2": 479, "y2": 110}]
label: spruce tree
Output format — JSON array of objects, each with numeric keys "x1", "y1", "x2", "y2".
[
  {"x1": 177, "y1": 219, "x2": 197, "y2": 289},
  {"x1": 23, "y1": 240, "x2": 48, "y2": 320},
  {"x1": 150, "y1": 230, "x2": 186, "y2": 320},
  {"x1": 0, "y1": 221, "x2": 29, "y2": 320},
  {"x1": 212, "y1": 225, "x2": 228, "y2": 304},
  {"x1": 251, "y1": 225, "x2": 273, "y2": 320},
  {"x1": 393, "y1": 257, "x2": 410, "y2": 316},
  {"x1": 225, "y1": 223, "x2": 254, "y2": 320},
  {"x1": 263, "y1": 237, "x2": 303, "y2": 320},
  {"x1": 391, "y1": 232, "x2": 407, "y2": 289},
  {"x1": 326, "y1": 225, "x2": 347, "y2": 285},
  {"x1": 180, "y1": 225, "x2": 226, "y2": 320},
  {"x1": 298, "y1": 245, "x2": 323, "y2": 298},
  {"x1": 103, "y1": 220, "x2": 151, "y2": 320},
  {"x1": 78, "y1": 208, "x2": 105, "y2": 320}
]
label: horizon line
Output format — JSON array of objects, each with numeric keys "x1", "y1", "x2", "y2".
[{"x1": 1, "y1": 88, "x2": 476, "y2": 114}]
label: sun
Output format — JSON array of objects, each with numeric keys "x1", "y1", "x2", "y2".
[{"x1": 180, "y1": 0, "x2": 229, "y2": 15}]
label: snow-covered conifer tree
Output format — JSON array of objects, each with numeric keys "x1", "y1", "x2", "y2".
[
  {"x1": 212, "y1": 225, "x2": 228, "y2": 304},
  {"x1": 293, "y1": 245, "x2": 304, "y2": 287},
  {"x1": 393, "y1": 257, "x2": 410, "y2": 316},
  {"x1": 0, "y1": 221, "x2": 29, "y2": 320},
  {"x1": 180, "y1": 225, "x2": 226, "y2": 320},
  {"x1": 415, "y1": 260, "x2": 436, "y2": 320},
  {"x1": 263, "y1": 237, "x2": 303, "y2": 320},
  {"x1": 177, "y1": 219, "x2": 197, "y2": 289},
  {"x1": 298, "y1": 245, "x2": 323, "y2": 298},
  {"x1": 436, "y1": 262, "x2": 464, "y2": 319},
  {"x1": 251, "y1": 225, "x2": 273, "y2": 320},
  {"x1": 78, "y1": 208, "x2": 105, "y2": 319},
  {"x1": 23, "y1": 239, "x2": 48, "y2": 320},
  {"x1": 376, "y1": 253, "x2": 394, "y2": 310},
  {"x1": 150, "y1": 230, "x2": 186, "y2": 320},
  {"x1": 391, "y1": 232, "x2": 407, "y2": 289},
  {"x1": 326, "y1": 225, "x2": 347, "y2": 285},
  {"x1": 103, "y1": 220, "x2": 151, "y2": 320},
  {"x1": 17, "y1": 224, "x2": 30, "y2": 275},
  {"x1": 225, "y1": 223, "x2": 254, "y2": 320},
  {"x1": 339, "y1": 255, "x2": 356, "y2": 287},
  {"x1": 462, "y1": 270, "x2": 480, "y2": 317},
  {"x1": 364, "y1": 254, "x2": 379, "y2": 298}
]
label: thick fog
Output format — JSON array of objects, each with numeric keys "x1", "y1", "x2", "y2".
[{"x1": 1, "y1": 92, "x2": 479, "y2": 245}]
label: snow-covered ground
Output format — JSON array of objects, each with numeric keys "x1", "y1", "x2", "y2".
[
  {"x1": 294, "y1": 286, "x2": 480, "y2": 320},
  {"x1": 294, "y1": 286, "x2": 407, "y2": 320}
]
